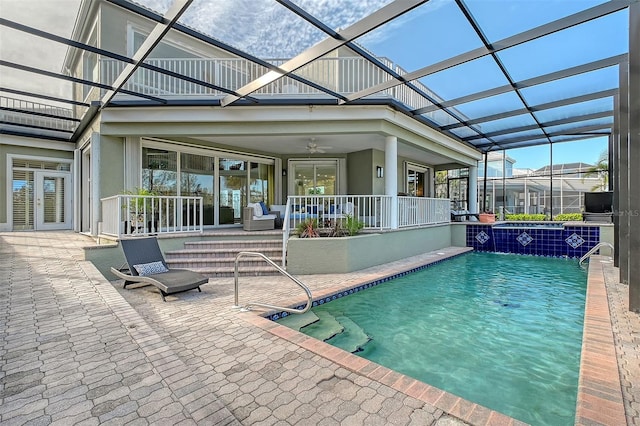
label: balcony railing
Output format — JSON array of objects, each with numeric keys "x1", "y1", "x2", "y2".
[
  {"x1": 100, "y1": 194, "x2": 203, "y2": 238},
  {"x1": 98, "y1": 56, "x2": 455, "y2": 125},
  {"x1": 0, "y1": 96, "x2": 76, "y2": 132}
]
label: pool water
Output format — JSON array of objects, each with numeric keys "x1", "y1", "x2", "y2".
[{"x1": 280, "y1": 252, "x2": 587, "y2": 425}]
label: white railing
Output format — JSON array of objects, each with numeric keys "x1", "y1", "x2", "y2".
[
  {"x1": 98, "y1": 57, "x2": 446, "y2": 116},
  {"x1": 398, "y1": 196, "x2": 451, "y2": 227},
  {"x1": 100, "y1": 194, "x2": 203, "y2": 238},
  {"x1": 282, "y1": 195, "x2": 449, "y2": 233},
  {"x1": 0, "y1": 96, "x2": 76, "y2": 131},
  {"x1": 284, "y1": 195, "x2": 392, "y2": 232}
]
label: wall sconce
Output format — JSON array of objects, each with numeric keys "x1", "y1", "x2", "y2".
[
  {"x1": 376, "y1": 166, "x2": 384, "y2": 178},
  {"x1": 282, "y1": 169, "x2": 287, "y2": 177}
]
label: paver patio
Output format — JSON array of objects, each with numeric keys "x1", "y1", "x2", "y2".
[{"x1": 1, "y1": 231, "x2": 638, "y2": 425}]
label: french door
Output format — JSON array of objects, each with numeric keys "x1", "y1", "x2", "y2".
[{"x1": 34, "y1": 171, "x2": 72, "y2": 230}]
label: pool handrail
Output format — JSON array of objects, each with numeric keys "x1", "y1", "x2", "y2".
[
  {"x1": 579, "y1": 242, "x2": 614, "y2": 266},
  {"x1": 233, "y1": 251, "x2": 312, "y2": 314}
]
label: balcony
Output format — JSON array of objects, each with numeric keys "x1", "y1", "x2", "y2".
[{"x1": 98, "y1": 56, "x2": 455, "y2": 126}]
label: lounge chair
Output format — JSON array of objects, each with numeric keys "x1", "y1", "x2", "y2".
[{"x1": 110, "y1": 237, "x2": 208, "y2": 301}]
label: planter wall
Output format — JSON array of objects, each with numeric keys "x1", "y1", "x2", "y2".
[{"x1": 286, "y1": 224, "x2": 452, "y2": 274}]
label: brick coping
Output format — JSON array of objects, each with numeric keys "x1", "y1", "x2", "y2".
[
  {"x1": 575, "y1": 256, "x2": 626, "y2": 425},
  {"x1": 244, "y1": 252, "x2": 625, "y2": 426}
]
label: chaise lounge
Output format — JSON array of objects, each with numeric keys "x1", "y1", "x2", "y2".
[{"x1": 110, "y1": 236, "x2": 208, "y2": 301}]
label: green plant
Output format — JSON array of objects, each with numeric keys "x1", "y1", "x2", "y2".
[
  {"x1": 342, "y1": 214, "x2": 364, "y2": 236},
  {"x1": 123, "y1": 187, "x2": 156, "y2": 212},
  {"x1": 296, "y1": 218, "x2": 319, "y2": 238},
  {"x1": 505, "y1": 213, "x2": 546, "y2": 221},
  {"x1": 553, "y1": 213, "x2": 583, "y2": 221},
  {"x1": 326, "y1": 220, "x2": 348, "y2": 237}
]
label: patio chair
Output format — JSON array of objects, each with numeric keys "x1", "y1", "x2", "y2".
[{"x1": 110, "y1": 237, "x2": 208, "y2": 301}]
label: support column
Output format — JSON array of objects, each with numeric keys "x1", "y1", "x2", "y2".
[
  {"x1": 385, "y1": 135, "x2": 398, "y2": 229},
  {"x1": 468, "y1": 164, "x2": 478, "y2": 213},
  {"x1": 91, "y1": 132, "x2": 101, "y2": 236},
  {"x1": 619, "y1": 62, "x2": 629, "y2": 285},
  {"x1": 628, "y1": 0, "x2": 639, "y2": 312}
]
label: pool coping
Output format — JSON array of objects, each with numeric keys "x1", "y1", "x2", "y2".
[
  {"x1": 243, "y1": 249, "x2": 625, "y2": 426},
  {"x1": 575, "y1": 256, "x2": 626, "y2": 425}
]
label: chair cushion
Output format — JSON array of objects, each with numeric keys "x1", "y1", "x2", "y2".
[
  {"x1": 259, "y1": 201, "x2": 269, "y2": 215},
  {"x1": 133, "y1": 261, "x2": 169, "y2": 276},
  {"x1": 250, "y1": 203, "x2": 263, "y2": 217}
]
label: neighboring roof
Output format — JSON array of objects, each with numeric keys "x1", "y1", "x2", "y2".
[
  {"x1": 536, "y1": 162, "x2": 596, "y2": 172},
  {"x1": 0, "y1": 0, "x2": 632, "y2": 152}
]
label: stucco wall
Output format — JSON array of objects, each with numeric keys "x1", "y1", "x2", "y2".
[{"x1": 286, "y1": 224, "x2": 452, "y2": 274}]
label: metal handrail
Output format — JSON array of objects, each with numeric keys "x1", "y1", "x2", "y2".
[
  {"x1": 233, "y1": 251, "x2": 312, "y2": 314},
  {"x1": 579, "y1": 242, "x2": 614, "y2": 266}
]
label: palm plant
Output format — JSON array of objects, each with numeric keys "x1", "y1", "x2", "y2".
[{"x1": 582, "y1": 150, "x2": 609, "y2": 192}]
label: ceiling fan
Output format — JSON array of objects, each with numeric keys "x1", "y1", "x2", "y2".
[{"x1": 306, "y1": 138, "x2": 332, "y2": 154}]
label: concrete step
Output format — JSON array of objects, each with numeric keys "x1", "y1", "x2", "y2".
[
  {"x1": 183, "y1": 240, "x2": 282, "y2": 250},
  {"x1": 164, "y1": 237, "x2": 285, "y2": 277},
  {"x1": 326, "y1": 315, "x2": 371, "y2": 354},
  {"x1": 300, "y1": 311, "x2": 344, "y2": 342},
  {"x1": 188, "y1": 265, "x2": 284, "y2": 277},
  {"x1": 166, "y1": 255, "x2": 282, "y2": 269},
  {"x1": 165, "y1": 247, "x2": 282, "y2": 259}
]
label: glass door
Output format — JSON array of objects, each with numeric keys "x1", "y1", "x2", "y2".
[
  {"x1": 406, "y1": 163, "x2": 429, "y2": 197},
  {"x1": 34, "y1": 171, "x2": 72, "y2": 230},
  {"x1": 219, "y1": 158, "x2": 247, "y2": 223}
]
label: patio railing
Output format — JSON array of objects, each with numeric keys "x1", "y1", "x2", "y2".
[
  {"x1": 280, "y1": 195, "x2": 450, "y2": 266},
  {"x1": 100, "y1": 194, "x2": 203, "y2": 238}
]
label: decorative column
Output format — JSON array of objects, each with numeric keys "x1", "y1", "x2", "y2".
[
  {"x1": 385, "y1": 135, "x2": 398, "y2": 229},
  {"x1": 468, "y1": 164, "x2": 478, "y2": 213}
]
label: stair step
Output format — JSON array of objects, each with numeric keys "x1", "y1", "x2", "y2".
[
  {"x1": 190, "y1": 265, "x2": 282, "y2": 277},
  {"x1": 277, "y1": 311, "x2": 319, "y2": 331},
  {"x1": 326, "y1": 315, "x2": 371, "y2": 353},
  {"x1": 166, "y1": 248, "x2": 282, "y2": 258},
  {"x1": 300, "y1": 311, "x2": 344, "y2": 342},
  {"x1": 183, "y1": 240, "x2": 282, "y2": 249}
]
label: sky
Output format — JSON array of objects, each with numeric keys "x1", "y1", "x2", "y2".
[{"x1": 0, "y1": 0, "x2": 625, "y2": 169}]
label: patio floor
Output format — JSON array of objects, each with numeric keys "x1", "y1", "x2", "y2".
[{"x1": 0, "y1": 231, "x2": 638, "y2": 425}]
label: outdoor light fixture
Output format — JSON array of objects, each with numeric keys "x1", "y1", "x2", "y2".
[{"x1": 376, "y1": 166, "x2": 384, "y2": 178}]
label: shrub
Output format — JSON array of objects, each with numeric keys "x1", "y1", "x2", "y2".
[
  {"x1": 504, "y1": 214, "x2": 546, "y2": 221},
  {"x1": 295, "y1": 218, "x2": 319, "y2": 238},
  {"x1": 343, "y1": 214, "x2": 364, "y2": 236},
  {"x1": 553, "y1": 213, "x2": 583, "y2": 221}
]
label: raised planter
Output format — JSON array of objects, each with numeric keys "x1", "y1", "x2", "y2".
[{"x1": 478, "y1": 213, "x2": 496, "y2": 223}]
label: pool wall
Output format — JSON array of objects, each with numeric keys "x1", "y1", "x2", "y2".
[{"x1": 465, "y1": 222, "x2": 613, "y2": 258}]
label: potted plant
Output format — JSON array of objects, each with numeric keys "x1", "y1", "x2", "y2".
[{"x1": 478, "y1": 211, "x2": 496, "y2": 223}]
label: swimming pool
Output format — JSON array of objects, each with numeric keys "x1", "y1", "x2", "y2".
[{"x1": 277, "y1": 252, "x2": 587, "y2": 425}]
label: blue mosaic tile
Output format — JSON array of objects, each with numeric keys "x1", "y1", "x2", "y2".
[
  {"x1": 517, "y1": 231, "x2": 533, "y2": 247},
  {"x1": 565, "y1": 233, "x2": 585, "y2": 249},
  {"x1": 476, "y1": 231, "x2": 490, "y2": 244}
]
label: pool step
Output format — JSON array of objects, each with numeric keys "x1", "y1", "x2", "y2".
[
  {"x1": 300, "y1": 311, "x2": 344, "y2": 341},
  {"x1": 277, "y1": 311, "x2": 319, "y2": 331},
  {"x1": 326, "y1": 315, "x2": 371, "y2": 353}
]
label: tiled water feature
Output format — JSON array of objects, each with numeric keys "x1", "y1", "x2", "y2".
[{"x1": 466, "y1": 222, "x2": 601, "y2": 257}]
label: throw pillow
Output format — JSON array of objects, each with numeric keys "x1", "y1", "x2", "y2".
[
  {"x1": 133, "y1": 261, "x2": 168, "y2": 276},
  {"x1": 252, "y1": 203, "x2": 263, "y2": 217},
  {"x1": 259, "y1": 201, "x2": 269, "y2": 216}
]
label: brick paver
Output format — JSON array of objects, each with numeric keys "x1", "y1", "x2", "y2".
[{"x1": 1, "y1": 231, "x2": 638, "y2": 426}]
